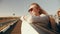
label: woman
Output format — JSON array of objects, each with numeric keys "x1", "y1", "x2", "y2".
[
  {"x1": 20, "y1": 3, "x2": 56, "y2": 34},
  {"x1": 54, "y1": 9, "x2": 60, "y2": 32}
]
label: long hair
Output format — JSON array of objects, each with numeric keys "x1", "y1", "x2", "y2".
[{"x1": 30, "y1": 3, "x2": 48, "y2": 15}]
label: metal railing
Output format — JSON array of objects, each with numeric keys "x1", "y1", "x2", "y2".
[{"x1": 0, "y1": 19, "x2": 19, "y2": 33}]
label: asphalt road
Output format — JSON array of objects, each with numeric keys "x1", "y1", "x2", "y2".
[{"x1": 3, "y1": 20, "x2": 22, "y2": 34}]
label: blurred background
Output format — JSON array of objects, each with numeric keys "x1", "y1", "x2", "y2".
[{"x1": 0, "y1": 0, "x2": 60, "y2": 17}]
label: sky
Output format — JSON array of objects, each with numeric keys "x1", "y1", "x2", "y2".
[{"x1": 0, "y1": 0, "x2": 60, "y2": 17}]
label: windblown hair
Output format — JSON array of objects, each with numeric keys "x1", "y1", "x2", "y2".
[{"x1": 30, "y1": 3, "x2": 48, "y2": 15}]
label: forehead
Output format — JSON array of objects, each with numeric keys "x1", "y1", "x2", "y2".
[{"x1": 29, "y1": 5, "x2": 37, "y2": 9}]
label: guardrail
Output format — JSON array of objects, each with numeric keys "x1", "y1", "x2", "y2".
[{"x1": 0, "y1": 19, "x2": 19, "y2": 33}]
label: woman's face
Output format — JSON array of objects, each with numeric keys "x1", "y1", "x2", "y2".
[
  {"x1": 58, "y1": 11, "x2": 60, "y2": 16},
  {"x1": 28, "y1": 5, "x2": 40, "y2": 15}
]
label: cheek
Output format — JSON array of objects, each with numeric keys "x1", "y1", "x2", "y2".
[
  {"x1": 33, "y1": 10, "x2": 39, "y2": 13},
  {"x1": 33, "y1": 8, "x2": 39, "y2": 12},
  {"x1": 34, "y1": 9, "x2": 37, "y2": 11}
]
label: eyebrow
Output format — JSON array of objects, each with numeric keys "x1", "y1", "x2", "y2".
[{"x1": 28, "y1": 8, "x2": 33, "y2": 12}]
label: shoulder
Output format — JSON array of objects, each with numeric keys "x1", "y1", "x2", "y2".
[{"x1": 40, "y1": 14, "x2": 49, "y2": 18}]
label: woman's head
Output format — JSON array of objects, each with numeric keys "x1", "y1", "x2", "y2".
[
  {"x1": 28, "y1": 3, "x2": 48, "y2": 16},
  {"x1": 28, "y1": 3, "x2": 40, "y2": 15},
  {"x1": 57, "y1": 8, "x2": 60, "y2": 16}
]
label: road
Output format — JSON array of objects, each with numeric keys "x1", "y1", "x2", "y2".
[{"x1": 2, "y1": 19, "x2": 22, "y2": 34}]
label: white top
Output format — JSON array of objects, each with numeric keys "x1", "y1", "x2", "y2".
[{"x1": 21, "y1": 14, "x2": 49, "y2": 24}]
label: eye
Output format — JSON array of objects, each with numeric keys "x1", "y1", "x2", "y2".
[{"x1": 28, "y1": 8, "x2": 33, "y2": 12}]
